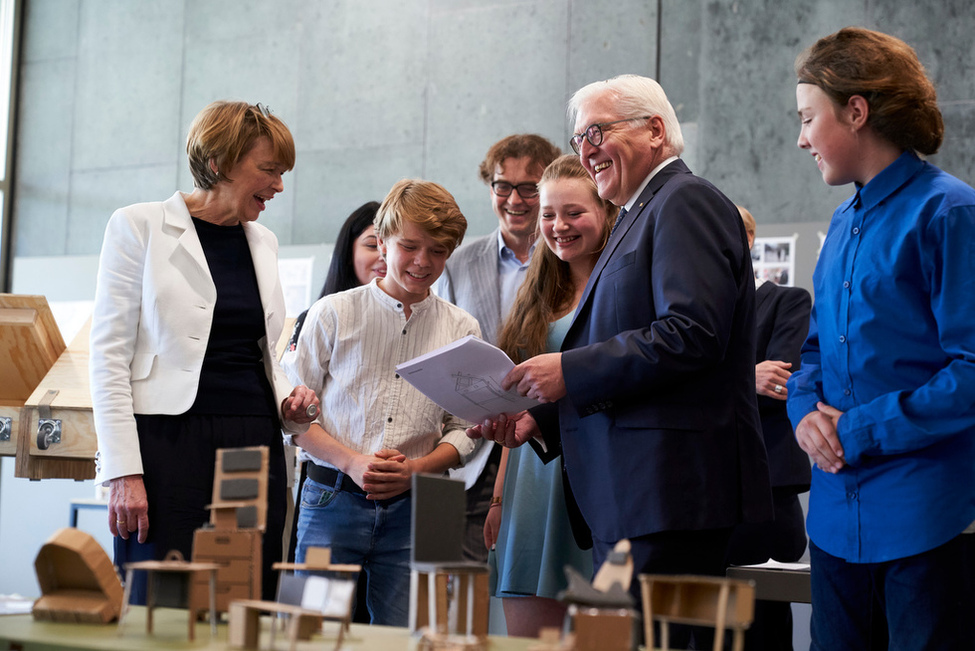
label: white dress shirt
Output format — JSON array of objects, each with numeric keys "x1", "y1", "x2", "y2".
[{"x1": 282, "y1": 280, "x2": 480, "y2": 469}]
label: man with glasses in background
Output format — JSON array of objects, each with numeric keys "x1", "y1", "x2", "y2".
[
  {"x1": 471, "y1": 76, "x2": 772, "y2": 640},
  {"x1": 435, "y1": 134, "x2": 561, "y2": 563}
]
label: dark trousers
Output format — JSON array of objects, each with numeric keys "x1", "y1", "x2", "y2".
[
  {"x1": 116, "y1": 413, "x2": 287, "y2": 603},
  {"x1": 288, "y1": 462, "x2": 370, "y2": 624},
  {"x1": 594, "y1": 526, "x2": 733, "y2": 650},
  {"x1": 461, "y1": 443, "x2": 501, "y2": 563},
  {"x1": 726, "y1": 490, "x2": 807, "y2": 650},
  {"x1": 809, "y1": 533, "x2": 975, "y2": 650}
]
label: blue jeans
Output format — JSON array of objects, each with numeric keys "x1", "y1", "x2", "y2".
[
  {"x1": 296, "y1": 475, "x2": 412, "y2": 626},
  {"x1": 810, "y1": 534, "x2": 975, "y2": 650}
]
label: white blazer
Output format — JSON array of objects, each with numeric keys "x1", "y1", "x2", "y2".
[{"x1": 89, "y1": 191, "x2": 294, "y2": 484}]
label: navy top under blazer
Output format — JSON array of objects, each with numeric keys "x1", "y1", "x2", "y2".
[{"x1": 532, "y1": 159, "x2": 773, "y2": 544}]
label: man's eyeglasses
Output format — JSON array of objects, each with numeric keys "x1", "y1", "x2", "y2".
[
  {"x1": 570, "y1": 116, "x2": 652, "y2": 154},
  {"x1": 491, "y1": 181, "x2": 539, "y2": 199}
]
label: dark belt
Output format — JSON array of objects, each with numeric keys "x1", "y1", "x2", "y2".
[
  {"x1": 305, "y1": 462, "x2": 411, "y2": 503},
  {"x1": 306, "y1": 463, "x2": 367, "y2": 495}
]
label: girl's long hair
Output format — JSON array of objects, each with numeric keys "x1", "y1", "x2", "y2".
[{"x1": 498, "y1": 155, "x2": 615, "y2": 362}]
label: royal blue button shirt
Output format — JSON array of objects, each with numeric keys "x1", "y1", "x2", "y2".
[{"x1": 787, "y1": 151, "x2": 975, "y2": 563}]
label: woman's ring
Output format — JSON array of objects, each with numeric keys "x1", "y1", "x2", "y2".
[
  {"x1": 116, "y1": 519, "x2": 126, "y2": 524},
  {"x1": 774, "y1": 384, "x2": 783, "y2": 394}
]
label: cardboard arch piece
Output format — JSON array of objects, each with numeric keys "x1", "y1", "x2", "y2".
[{"x1": 33, "y1": 527, "x2": 124, "y2": 623}]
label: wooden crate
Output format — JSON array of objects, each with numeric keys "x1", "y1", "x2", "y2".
[
  {"x1": 0, "y1": 295, "x2": 66, "y2": 459},
  {"x1": 17, "y1": 318, "x2": 97, "y2": 480}
]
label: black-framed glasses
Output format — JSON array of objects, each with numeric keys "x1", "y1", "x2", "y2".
[
  {"x1": 491, "y1": 181, "x2": 539, "y2": 199},
  {"x1": 570, "y1": 116, "x2": 652, "y2": 154}
]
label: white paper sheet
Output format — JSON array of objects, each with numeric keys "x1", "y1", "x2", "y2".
[{"x1": 395, "y1": 335, "x2": 540, "y2": 423}]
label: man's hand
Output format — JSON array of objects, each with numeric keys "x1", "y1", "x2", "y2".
[
  {"x1": 466, "y1": 411, "x2": 539, "y2": 448},
  {"x1": 502, "y1": 353, "x2": 566, "y2": 403},
  {"x1": 756, "y1": 360, "x2": 792, "y2": 400},
  {"x1": 795, "y1": 401, "x2": 846, "y2": 473},
  {"x1": 281, "y1": 385, "x2": 321, "y2": 424},
  {"x1": 109, "y1": 475, "x2": 149, "y2": 543}
]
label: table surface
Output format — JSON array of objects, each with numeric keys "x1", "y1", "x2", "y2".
[{"x1": 0, "y1": 606, "x2": 537, "y2": 650}]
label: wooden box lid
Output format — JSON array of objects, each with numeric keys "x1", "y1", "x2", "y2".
[{"x1": 0, "y1": 294, "x2": 65, "y2": 403}]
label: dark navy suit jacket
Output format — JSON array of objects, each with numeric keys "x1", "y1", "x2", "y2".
[
  {"x1": 754, "y1": 281, "x2": 812, "y2": 492},
  {"x1": 533, "y1": 159, "x2": 773, "y2": 544}
]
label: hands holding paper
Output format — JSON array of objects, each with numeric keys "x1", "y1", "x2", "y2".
[
  {"x1": 466, "y1": 410, "x2": 540, "y2": 448},
  {"x1": 503, "y1": 353, "x2": 566, "y2": 404},
  {"x1": 466, "y1": 354, "x2": 561, "y2": 447}
]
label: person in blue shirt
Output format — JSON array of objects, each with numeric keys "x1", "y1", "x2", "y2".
[{"x1": 790, "y1": 27, "x2": 975, "y2": 650}]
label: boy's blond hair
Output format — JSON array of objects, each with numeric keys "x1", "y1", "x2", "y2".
[{"x1": 375, "y1": 179, "x2": 467, "y2": 254}]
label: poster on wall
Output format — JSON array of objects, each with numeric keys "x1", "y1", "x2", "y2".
[{"x1": 751, "y1": 235, "x2": 797, "y2": 287}]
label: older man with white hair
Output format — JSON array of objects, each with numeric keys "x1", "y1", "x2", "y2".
[{"x1": 470, "y1": 76, "x2": 773, "y2": 636}]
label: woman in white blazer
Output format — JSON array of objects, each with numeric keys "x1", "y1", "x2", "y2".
[{"x1": 89, "y1": 101, "x2": 318, "y2": 602}]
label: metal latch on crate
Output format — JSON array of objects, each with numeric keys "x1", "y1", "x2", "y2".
[
  {"x1": 36, "y1": 390, "x2": 61, "y2": 450},
  {"x1": 0, "y1": 416, "x2": 11, "y2": 441}
]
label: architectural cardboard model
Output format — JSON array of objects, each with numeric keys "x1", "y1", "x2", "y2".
[{"x1": 33, "y1": 527, "x2": 123, "y2": 624}]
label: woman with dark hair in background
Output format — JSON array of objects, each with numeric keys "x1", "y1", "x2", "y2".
[{"x1": 287, "y1": 201, "x2": 384, "y2": 350}]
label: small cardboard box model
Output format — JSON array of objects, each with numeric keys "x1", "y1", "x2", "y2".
[
  {"x1": 190, "y1": 446, "x2": 268, "y2": 613},
  {"x1": 33, "y1": 527, "x2": 124, "y2": 623}
]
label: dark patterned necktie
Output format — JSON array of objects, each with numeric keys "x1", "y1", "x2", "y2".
[{"x1": 611, "y1": 206, "x2": 628, "y2": 235}]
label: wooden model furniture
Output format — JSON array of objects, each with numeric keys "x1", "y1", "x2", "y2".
[
  {"x1": 228, "y1": 571, "x2": 356, "y2": 651},
  {"x1": 32, "y1": 527, "x2": 123, "y2": 624},
  {"x1": 558, "y1": 539, "x2": 637, "y2": 651},
  {"x1": 639, "y1": 574, "x2": 755, "y2": 651},
  {"x1": 0, "y1": 294, "x2": 65, "y2": 463},
  {"x1": 229, "y1": 600, "x2": 328, "y2": 651},
  {"x1": 408, "y1": 474, "x2": 489, "y2": 644},
  {"x1": 271, "y1": 546, "x2": 361, "y2": 640},
  {"x1": 191, "y1": 446, "x2": 269, "y2": 614},
  {"x1": 119, "y1": 551, "x2": 220, "y2": 641}
]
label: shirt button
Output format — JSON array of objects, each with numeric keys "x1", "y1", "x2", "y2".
[
  {"x1": 402, "y1": 329, "x2": 406, "y2": 335},
  {"x1": 395, "y1": 373, "x2": 400, "y2": 379},
  {"x1": 844, "y1": 388, "x2": 851, "y2": 396},
  {"x1": 387, "y1": 417, "x2": 393, "y2": 423},
  {"x1": 843, "y1": 281, "x2": 851, "y2": 289},
  {"x1": 839, "y1": 335, "x2": 846, "y2": 343},
  {"x1": 852, "y1": 227, "x2": 860, "y2": 235}
]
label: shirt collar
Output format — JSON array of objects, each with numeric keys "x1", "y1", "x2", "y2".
[
  {"x1": 624, "y1": 155, "x2": 679, "y2": 212},
  {"x1": 496, "y1": 229, "x2": 535, "y2": 264},
  {"x1": 840, "y1": 150, "x2": 923, "y2": 214},
  {"x1": 369, "y1": 276, "x2": 435, "y2": 314}
]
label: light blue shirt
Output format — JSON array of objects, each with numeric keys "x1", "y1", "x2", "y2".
[
  {"x1": 787, "y1": 151, "x2": 975, "y2": 563},
  {"x1": 497, "y1": 230, "x2": 534, "y2": 320}
]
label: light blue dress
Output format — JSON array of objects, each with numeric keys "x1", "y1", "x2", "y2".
[{"x1": 492, "y1": 313, "x2": 593, "y2": 598}]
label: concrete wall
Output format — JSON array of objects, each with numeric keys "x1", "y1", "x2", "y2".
[{"x1": 13, "y1": 0, "x2": 975, "y2": 295}]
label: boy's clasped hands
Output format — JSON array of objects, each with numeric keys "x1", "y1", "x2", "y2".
[{"x1": 349, "y1": 448, "x2": 414, "y2": 500}]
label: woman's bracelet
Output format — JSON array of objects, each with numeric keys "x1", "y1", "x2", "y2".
[{"x1": 489, "y1": 496, "x2": 502, "y2": 507}]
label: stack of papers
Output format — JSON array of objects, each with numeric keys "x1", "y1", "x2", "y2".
[{"x1": 395, "y1": 335, "x2": 540, "y2": 423}]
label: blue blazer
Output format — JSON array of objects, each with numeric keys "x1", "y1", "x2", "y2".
[{"x1": 534, "y1": 159, "x2": 773, "y2": 543}]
